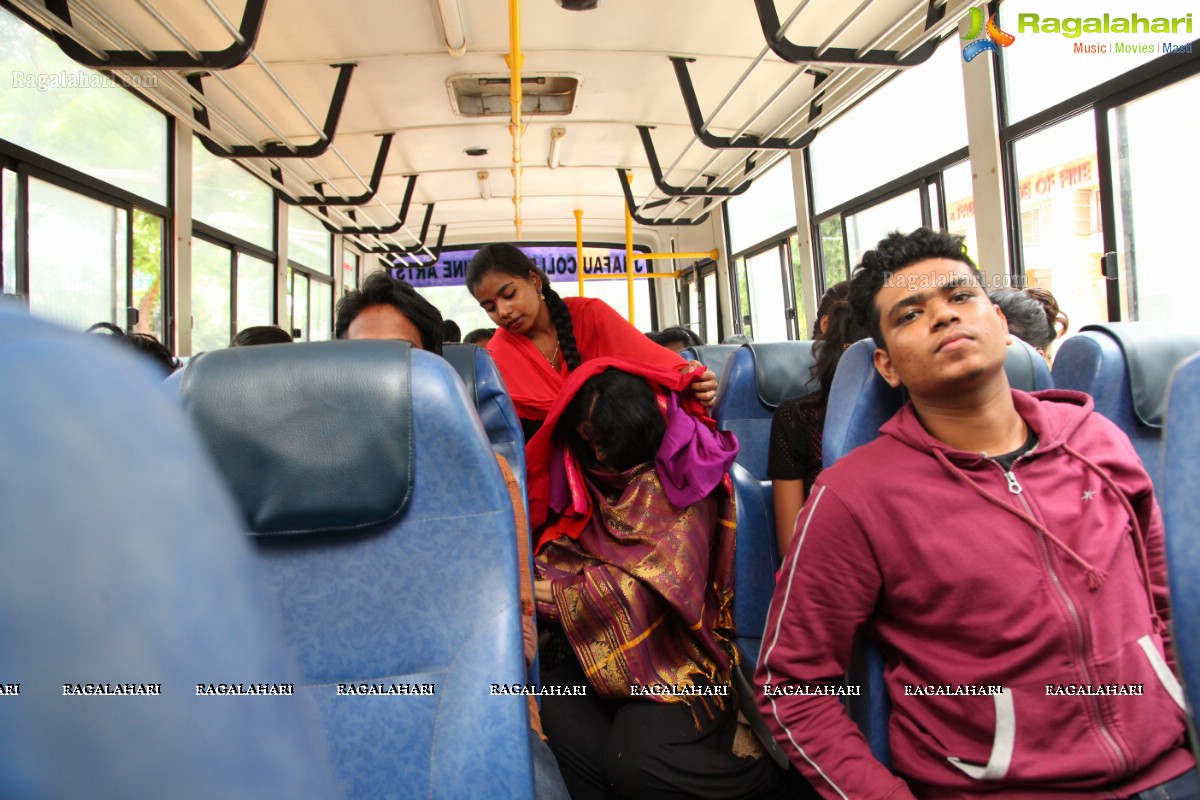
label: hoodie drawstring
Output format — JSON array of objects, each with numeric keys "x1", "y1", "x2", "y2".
[
  {"x1": 931, "y1": 449, "x2": 1111, "y2": 589},
  {"x1": 1062, "y1": 443, "x2": 1167, "y2": 635}
]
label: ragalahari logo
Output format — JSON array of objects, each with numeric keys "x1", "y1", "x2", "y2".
[{"x1": 961, "y1": 8, "x2": 1015, "y2": 61}]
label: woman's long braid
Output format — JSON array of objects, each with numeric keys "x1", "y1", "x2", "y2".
[{"x1": 541, "y1": 280, "x2": 582, "y2": 370}]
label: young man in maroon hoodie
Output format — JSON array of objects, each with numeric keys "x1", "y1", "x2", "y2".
[{"x1": 754, "y1": 228, "x2": 1197, "y2": 799}]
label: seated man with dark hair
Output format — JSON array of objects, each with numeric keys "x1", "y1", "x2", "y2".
[
  {"x1": 755, "y1": 228, "x2": 1195, "y2": 799},
  {"x1": 650, "y1": 325, "x2": 704, "y2": 354},
  {"x1": 334, "y1": 272, "x2": 444, "y2": 354},
  {"x1": 231, "y1": 325, "x2": 294, "y2": 347},
  {"x1": 465, "y1": 327, "x2": 497, "y2": 348}
]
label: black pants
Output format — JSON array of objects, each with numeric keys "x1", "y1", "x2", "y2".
[{"x1": 540, "y1": 655, "x2": 808, "y2": 800}]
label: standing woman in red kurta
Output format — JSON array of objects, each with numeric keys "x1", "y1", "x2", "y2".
[{"x1": 466, "y1": 243, "x2": 717, "y2": 438}]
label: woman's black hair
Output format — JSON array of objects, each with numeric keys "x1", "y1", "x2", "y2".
[
  {"x1": 812, "y1": 281, "x2": 851, "y2": 339},
  {"x1": 87, "y1": 321, "x2": 180, "y2": 374},
  {"x1": 989, "y1": 286, "x2": 1069, "y2": 351},
  {"x1": 466, "y1": 243, "x2": 582, "y2": 370},
  {"x1": 801, "y1": 299, "x2": 870, "y2": 407},
  {"x1": 560, "y1": 368, "x2": 664, "y2": 473}
]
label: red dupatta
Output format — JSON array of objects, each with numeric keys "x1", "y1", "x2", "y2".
[
  {"x1": 485, "y1": 325, "x2": 567, "y2": 421},
  {"x1": 525, "y1": 357, "x2": 734, "y2": 550}
]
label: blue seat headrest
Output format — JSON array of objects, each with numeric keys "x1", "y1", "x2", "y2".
[
  {"x1": 681, "y1": 344, "x2": 743, "y2": 385},
  {"x1": 181, "y1": 341, "x2": 415, "y2": 536},
  {"x1": 749, "y1": 342, "x2": 818, "y2": 408},
  {"x1": 1079, "y1": 323, "x2": 1200, "y2": 428}
]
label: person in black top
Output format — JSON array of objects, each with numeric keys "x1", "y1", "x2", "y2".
[{"x1": 766, "y1": 283, "x2": 867, "y2": 553}]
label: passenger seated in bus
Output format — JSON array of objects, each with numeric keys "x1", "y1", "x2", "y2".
[
  {"x1": 756, "y1": 228, "x2": 1195, "y2": 800},
  {"x1": 466, "y1": 243, "x2": 717, "y2": 439},
  {"x1": 650, "y1": 325, "x2": 704, "y2": 353},
  {"x1": 87, "y1": 321, "x2": 180, "y2": 375},
  {"x1": 990, "y1": 285, "x2": 1069, "y2": 365},
  {"x1": 527, "y1": 361, "x2": 800, "y2": 800},
  {"x1": 722, "y1": 333, "x2": 753, "y2": 345},
  {"x1": 230, "y1": 325, "x2": 293, "y2": 346},
  {"x1": 767, "y1": 291, "x2": 868, "y2": 552},
  {"x1": 442, "y1": 318, "x2": 462, "y2": 343},
  {"x1": 334, "y1": 271, "x2": 444, "y2": 354},
  {"x1": 464, "y1": 326, "x2": 496, "y2": 347}
]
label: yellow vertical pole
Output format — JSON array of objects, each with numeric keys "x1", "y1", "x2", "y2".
[
  {"x1": 574, "y1": 209, "x2": 585, "y2": 297},
  {"x1": 624, "y1": 171, "x2": 634, "y2": 326},
  {"x1": 507, "y1": 0, "x2": 523, "y2": 239}
]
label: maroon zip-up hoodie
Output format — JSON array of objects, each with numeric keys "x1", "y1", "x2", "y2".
[{"x1": 755, "y1": 389, "x2": 1194, "y2": 799}]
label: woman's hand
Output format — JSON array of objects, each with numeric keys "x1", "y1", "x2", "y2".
[
  {"x1": 684, "y1": 360, "x2": 718, "y2": 407},
  {"x1": 534, "y1": 579, "x2": 555, "y2": 604}
]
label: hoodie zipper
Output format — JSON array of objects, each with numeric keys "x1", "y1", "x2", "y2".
[{"x1": 998, "y1": 460, "x2": 1129, "y2": 775}]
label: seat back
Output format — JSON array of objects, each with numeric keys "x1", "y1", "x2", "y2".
[
  {"x1": 0, "y1": 311, "x2": 338, "y2": 800},
  {"x1": 826, "y1": 337, "x2": 1054, "y2": 463},
  {"x1": 713, "y1": 341, "x2": 818, "y2": 481},
  {"x1": 821, "y1": 336, "x2": 1053, "y2": 768},
  {"x1": 1053, "y1": 323, "x2": 1200, "y2": 488},
  {"x1": 1163, "y1": 353, "x2": 1200, "y2": 748},
  {"x1": 442, "y1": 343, "x2": 526, "y2": 482},
  {"x1": 181, "y1": 341, "x2": 534, "y2": 800},
  {"x1": 680, "y1": 343, "x2": 744, "y2": 387}
]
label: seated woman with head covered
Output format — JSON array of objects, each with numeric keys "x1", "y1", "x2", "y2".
[{"x1": 525, "y1": 359, "x2": 798, "y2": 800}]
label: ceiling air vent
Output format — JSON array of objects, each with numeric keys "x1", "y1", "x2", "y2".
[{"x1": 448, "y1": 74, "x2": 580, "y2": 117}]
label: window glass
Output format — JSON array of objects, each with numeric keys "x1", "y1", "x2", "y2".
[
  {"x1": 288, "y1": 206, "x2": 331, "y2": 275},
  {"x1": 1012, "y1": 114, "x2": 1106, "y2": 334},
  {"x1": 1107, "y1": 72, "x2": 1200, "y2": 323},
  {"x1": 734, "y1": 257, "x2": 752, "y2": 338},
  {"x1": 726, "y1": 159, "x2": 796, "y2": 254},
  {"x1": 787, "y1": 234, "x2": 808, "y2": 338},
  {"x1": 942, "y1": 161, "x2": 980, "y2": 266},
  {"x1": 688, "y1": 275, "x2": 701, "y2": 336},
  {"x1": 745, "y1": 246, "x2": 789, "y2": 343},
  {"x1": 809, "y1": 37, "x2": 966, "y2": 212},
  {"x1": 557, "y1": 278, "x2": 653, "y2": 331},
  {"x1": 28, "y1": 179, "x2": 127, "y2": 329},
  {"x1": 1000, "y1": 0, "x2": 1193, "y2": 124},
  {"x1": 818, "y1": 217, "x2": 848, "y2": 291},
  {"x1": 343, "y1": 249, "x2": 360, "y2": 296},
  {"x1": 131, "y1": 209, "x2": 163, "y2": 337},
  {"x1": 2, "y1": 167, "x2": 15, "y2": 295},
  {"x1": 192, "y1": 141, "x2": 274, "y2": 250},
  {"x1": 703, "y1": 270, "x2": 718, "y2": 343},
  {"x1": 845, "y1": 190, "x2": 924, "y2": 269},
  {"x1": 191, "y1": 238, "x2": 231, "y2": 352},
  {"x1": 309, "y1": 279, "x2": 332, "y2": 341},
  {"x1": 236, "y1": 253, "x2": 275, "y2": 330},
  {"x1": 291, "y1": 270, "x2": 310, "y2": 341},
  {"x1": 0, "y1": 10, "x2": 167, "y2": 204}
]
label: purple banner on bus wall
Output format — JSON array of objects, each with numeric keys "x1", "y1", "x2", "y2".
[{"x1": 387, "y1": 246, "x2": 649, "y2": 288}]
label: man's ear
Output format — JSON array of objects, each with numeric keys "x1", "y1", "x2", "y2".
[
  {"x1": 994, "y1": 303, "x2": 1014, "y2": 345},
  {"x1": 874, "y1": 347, "x2": 903, "y2": 388}
]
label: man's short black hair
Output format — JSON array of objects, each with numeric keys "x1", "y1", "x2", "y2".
[
  {"x1": 849, "y1": 228, "x2": 982, "y2": 349},
  {"x1": 334, "y1": 272, "x2": 444, "y2": 354}
]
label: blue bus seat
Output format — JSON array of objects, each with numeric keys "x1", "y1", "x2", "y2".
[
  {"x1": 1052, "y1": 323, "x2": 1200, "y2": 489},
  {"x1": 442, "y1": 342, "x2": 527, "y2": 493},
  {"x1": 821, "y1": 336, "x2": 1053, "y2": 769},
  {"x1": 713, "y1": 342, "x2": 818, "y2": 482},
  {"x1": 442, "y1": 342, "x2": 541, "y2": 692},
  {"x1": 1163, "y1": 352, "x2": 1200, "y2": 752},
  {"x1": 680, "y1": 343, "x2": 745, "y2": 387},
  {"x1": 180, "y1": 341, "x2": 535, "y2": 800},
  {"x1": 0, "y1": 310, "x2": 338, "y2": 800}
]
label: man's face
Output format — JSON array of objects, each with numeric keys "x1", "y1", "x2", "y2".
[
  {"x1": 345, "y1": 304, "x2": 425, "y2": 349},
  {"x1": 872, "y1": 258, "x2": 1010, "y2": 399}
]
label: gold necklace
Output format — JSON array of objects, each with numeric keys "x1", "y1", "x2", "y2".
[{"x1": 539, "y1": 340, "x2": 560, "y2": 366}]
